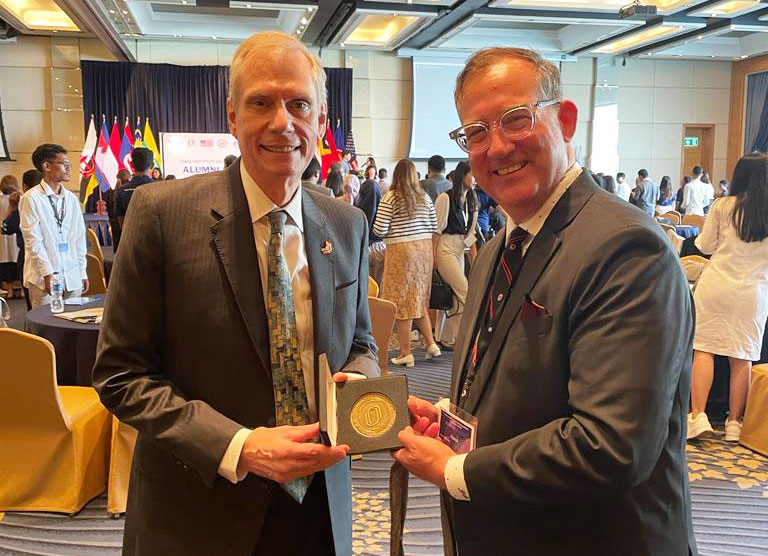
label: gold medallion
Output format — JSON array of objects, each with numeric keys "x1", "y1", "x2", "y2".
[{"x1": 350, "y1": 392, "x2": 396, "y2": 438}]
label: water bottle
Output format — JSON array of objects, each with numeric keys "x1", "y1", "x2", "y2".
[{"x1": 50, "y1": 272, "x2": 64, "y2": 314}]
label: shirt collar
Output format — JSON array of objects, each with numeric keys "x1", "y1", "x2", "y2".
[
  {"x1": 506, "y1": 163, "x2": 582, "y2": 243},
  {"x1": 40, "y1": 180, "x2": 64, "y2": 197},
  {"x1": 240, "y1": 163, "x2": 304, "y2": 233}
]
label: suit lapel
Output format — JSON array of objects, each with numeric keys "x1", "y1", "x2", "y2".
[
  {"x1": 209, "y1": 162, "x2": 271, "y2": 379},
  {"x1": 302, "y1": 191, "x2": 335, "y2": 401},
  {"x1": 452, "y1": 232, "x2": 505, "y2": 402},
  {"x1": 462, "y1": 171, "x2": 598, "y2": 415}
]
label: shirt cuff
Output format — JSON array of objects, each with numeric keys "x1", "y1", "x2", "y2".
[
  {"x1": 444, "y1": 453, "x2": 471, "y2": 501},
  {"x1": 218, "y1": 427, "x2": 252, "y2": 484}
]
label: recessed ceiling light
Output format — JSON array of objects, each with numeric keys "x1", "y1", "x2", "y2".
[
  {"x1": 211, "y1": 36, "x2": 217, "y2": 39},
  {"x1": 109, "y1": 9, "x2": 115, "y2": 13},
  {"x1": 307, "y1": 6, "x2": 313, "y2": 11},
  {"x1": 296, "y1": 29, "x2": 301, "y2": 34},
  {"x1": 122, "y1": 9, "x2": 128, "y2": 14},
  {"x1": 340, "y1": 42, "x2": 345, "y2": 47},
  {"x1": 697, "y1": 35, "x2": 703, "y2": 39},
  {"x1": 246, "y1": 2, "x2": 251, "y2": 6},
  {"x1": 300, "y1": 17, "x2": 307, "y2": 24},
  {"x1": 741, "y1": 54, "x2": 748, "y2": 58}
]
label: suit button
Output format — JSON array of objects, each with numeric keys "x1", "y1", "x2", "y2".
[{"x1": 488, "y1": 327, "x2": 493, "y2": 332}]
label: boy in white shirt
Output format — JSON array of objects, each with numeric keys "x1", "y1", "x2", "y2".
[{"x1": 20, "y1": 143, "x2": 89, "y2": 307}]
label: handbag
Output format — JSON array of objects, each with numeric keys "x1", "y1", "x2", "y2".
[{"x1": 429, "y1": 269, "x2": 454, "y2": 311}]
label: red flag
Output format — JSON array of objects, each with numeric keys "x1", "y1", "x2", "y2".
[
  {"x1": 109, "y1": 120, "x2": 122, "y2": 177},
  {"x1": 318, "y1": 124, "x2": 340, "y2": 179},
  {"x1": 120, "y1": 119, "x2": 133, "y2": 172}
]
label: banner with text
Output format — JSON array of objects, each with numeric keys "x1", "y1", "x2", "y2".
[{"x1": 160, "y1": 132, "x2": 240, "y2": 179}]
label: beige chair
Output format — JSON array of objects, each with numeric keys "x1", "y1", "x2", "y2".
[
  {"x1": 740, "y1": 364, "x2": 768, "y2": 457},
  {"x1": 86, "y1": 253, "x2": 108, "y2": 294},
  {"x1": 368, "y1": 296, "x2": 396, "y2": 376},
  {"x1": 368, "y1": 276, "x2": 380, "y2": 298},
  {"x1": 107, "y1": 415, "x2": 138, "y2": 516},
  {"x1": 682, "y1": 214, "x2": 706, "y2": 229},
  {"x1": 662, "y1": 210, "x2": 682, "y2": 225},
  {"x1": 0, "y1": 329, "x2": 111, "y2": 514},
  {"x1": 86, "y1": 227, "x2": 104, "y2": 266},
  {"x1": 680, "y1": 255, "x2": 708, "y2": 284}
]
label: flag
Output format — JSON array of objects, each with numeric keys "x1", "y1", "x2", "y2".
[
  {"x1": 317, "y1": 124, "x2": 340, "y2": 179},
  {"x1": 81, "y1": 174, "x2": 99, "y2": 209},
  {"x1": 345, "y1": 129, "x2": 358, "y2": 171},
  {"x1": 109, "y1": 120, "x2": 122, "y2": 178},
  {"x1": 119, "y1": 119, "x2": 133, "y2": 172},
  {"x1": 78, "y1": 116, "x2": 98, "y2": 203},
  {"x1": 333, "y1": 120, "x2": 345, "y2": 152},
  {"x1": 134, "y1": 117, "x2": 145, "y2": 148},
  {"x1": 94, "y1": 121, "x2": 118, "y2": 192},
  {"x1": 143, "y1": 117, "x2": 162, "y2": 168}
]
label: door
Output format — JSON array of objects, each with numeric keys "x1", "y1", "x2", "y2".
[{"x1": 681, "y1": 125, "x2": 714, "y2": 179}]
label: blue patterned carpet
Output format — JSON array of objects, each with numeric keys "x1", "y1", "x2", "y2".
[{"x1": 1, "y1": 344, "x2": 767, "y2": 555}]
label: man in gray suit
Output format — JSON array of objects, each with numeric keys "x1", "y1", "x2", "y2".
[
  {"x1": 394, "y1": 47, "x2": 696, "y2": 555},
  {"x1": 93, "y1": 31, "x2": 378, "y2": 556}
]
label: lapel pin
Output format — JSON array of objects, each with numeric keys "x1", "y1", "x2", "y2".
[{"x1": 321, "y1": 240, "x2": 333, "y2": 255}]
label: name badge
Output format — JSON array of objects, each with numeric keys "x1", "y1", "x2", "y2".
[
  {"x1": 436, "y1": 398, "x2": 477, "y2": 454},
  {"x1": 57, "y1": 242, "x2": 69, "y2": 254}
]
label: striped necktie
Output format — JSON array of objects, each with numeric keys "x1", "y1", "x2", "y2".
[
  {"x1": 460, "y1": 226, "x2": 529, "y2": 405},
  {"x1": 266, "y1": 210, "x2": 312, "y2": 503}
]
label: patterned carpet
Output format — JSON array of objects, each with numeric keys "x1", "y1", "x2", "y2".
[{"x1": 1, "y1": 343, "x2": 767, "y2": 555}]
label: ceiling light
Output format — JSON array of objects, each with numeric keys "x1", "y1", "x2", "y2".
[
  {"x1": 688, "y1": 0, "x2": 762, "y2": 17},
  {"x1": 591, "y1": 23, "x2": 690, "y2": 54},
  {"x1": 0, "y1": 0, "x2": 81, "y2": 32},
  {"x1": 246, "y1": 2, "x2": 251, "y2": 6},
  {"x1": 501, "y1": 0, "x2": 692, "y2": 13},
  {"x1": 301, "y1": 17, "x2": 308, "y2": 24},
  {"x1": 122, "y1": 9, "x2": 128, "y2": 14},
  {"x1": 340, "y1": 41, "x2": 345, "y2": 47},
  {"x1": 211, "y1": 36, "x2": 217, "y2": 39},
  {"x1": 109, "y1": 9, "x2": 115, "y2": 13},
  {"x1": 296, "y1": 29, "x2": 301, "y2": 34},
  {"x1": 345, "y1": 14, "x2": 420, "y2": 46}
]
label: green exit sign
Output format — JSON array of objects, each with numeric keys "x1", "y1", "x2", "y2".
[{"x1": 683, "y1": 137, "x2": 699, "y2": 147}]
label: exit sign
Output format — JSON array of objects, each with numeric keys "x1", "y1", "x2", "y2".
[{"x1": 683, "y1": 137, "x2": 699, "y2": 147}]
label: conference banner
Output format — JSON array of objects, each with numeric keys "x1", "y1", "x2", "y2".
[{"x1": 160, "y1": 132, "x2": 240, "y2": 179}]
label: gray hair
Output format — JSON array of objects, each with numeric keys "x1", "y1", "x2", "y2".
[
  {"x1": 229, "y1": 31, "x2": 327, "y2": 108},
  {"x1": 454, "y1": 47, "x2": 561, "y2": 106}
]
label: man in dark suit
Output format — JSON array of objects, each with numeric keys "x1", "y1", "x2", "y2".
[
  {"x1": 394, "y1": 47, "x2": 696, "y2": 555},
  {"x1": 93, "y1": 31, "x2": 378, "y2": 556}
]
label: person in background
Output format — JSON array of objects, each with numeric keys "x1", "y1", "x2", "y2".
[
  {"x1": 21, "y1": 169, "x2": 42, "y2": 193},
  {"x1": 702, "y1": 171, "x2": 715, "y2": 214},
  {"x1": 373, "y1": 159, "x2": 440, "y2": 367},
  {"x1": 301, "y1": 158, "x2": 332, "y2": 197},
  {"x1": 419, "y1": 154, "x2": 452, "y2": 203},
  {"x1": 343, "y1": 167, "x2": 360, "y2": 204},
  {"x1": 681, "y1": 166, "x2": 708, "y2": 216},
  {"x1": 718, "y1": 179, "x2": 729, "y2": 198},
  {"x1": 151, "y1": 167, "x2": 163, "y2": 181},
  {"x1": 339, "y1": 151, "x2": 352, "y2": 175},
  {"x1": 326, "y1": 163, "x2": 344, "y2": 198},
  {"x1": 688, "y1": 153, "x2": 768, "y2": 443},
  {"x1": 378, "y1": 167, "x2": 389, "y2": 195},
  {"x1": 433, "y1": 161, "x2": 479, "y2": 352},
  {"x1": 355, "y1": 165, "x2": 385, "y2": 285},
  {"x1": 165, "y1": 175, "x2": 176, "y2": 180},
  {"x1": 115, "y1": 148, "x2": 155, "y2": 236},
  {"x1": 475, "y1": 186, "x2": 498, "y2": 242},
  {"x1": 104, "y1": 168, "x2": 131, "y2": 252},
  {"x1": 223, "y1": 154, "x2": 238, "y2": 168},
  {"x1": 615, "y1": 171, "x2": 631, "y2": 202},
  {"x1": 1, "y1": 190, "x2": 29, "y2": 309},
  {"x1": 19, "y1": 143, "x2": 88, "y2": 308},
  {"x1": 364, "y1": 156, "x2": 376, "y2": 172},
  {"x1": 601, "y1": 174, "x2": 616, "y2": 195},
  {"x1": 656, "y1": 175, "x2": 676, "y2": 215},
  {"x1": 631, "y1": 168, "x2": 658, "y2": 216},
  {"x1": 0, "y1": 175, "x2": 20, "y2": 294},
  {"x1": 677, "y1": 175, "x2": 691, "y2": 214}
]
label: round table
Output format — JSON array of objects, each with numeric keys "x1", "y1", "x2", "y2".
[
  {"x1": 675, "y1": 225, "x2": 700, "y2": 239},
  {"x1": 25, "y1": 296, "x2": 105, "y2": 386}
]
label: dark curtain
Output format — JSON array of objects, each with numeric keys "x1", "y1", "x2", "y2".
[
  {"x1": 82, "y1": 61, "x2": 353, "y2": 141},
  {"x1": 81, "y1": 60, "x2": 230, "y2": 134},
  {"x1": 325, "y1": 68, "x2": 352, "y2": 151}
]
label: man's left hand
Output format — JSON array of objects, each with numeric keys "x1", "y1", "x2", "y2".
[
  {"x1": 82, "y1": 279, "x2": 89, "y2": 294},
  {"x1": 392, "y1": 426, "x2": 455, "y2": 489}
]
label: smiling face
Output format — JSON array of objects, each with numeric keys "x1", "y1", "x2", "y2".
[
  {"x1": 227, "y1": 48, "x2": 326, "y2": 202},
  {"x1": 456, "y1": 58, "x2": 576, "y2": 222}
]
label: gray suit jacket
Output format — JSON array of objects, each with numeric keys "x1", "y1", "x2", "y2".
[
  {"x1": 444, "y1": 171, "x2": 696, "y2": 555},
  {"x1": 93, "y1": 161, "x2": 378, "y2": 556}
]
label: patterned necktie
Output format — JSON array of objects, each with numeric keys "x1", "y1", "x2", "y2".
[
  {"x1": 460, "y1": 226, "x2": 529, "y2": 405},
  {"x1": 266, "y1": 210, "x2": 311, "y2": 503}
]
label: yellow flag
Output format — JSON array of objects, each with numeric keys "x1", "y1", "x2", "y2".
[
  {"x1": 143, "y1": 117, "x2": 162, "y2": 168},
  {"x1": 81, "y1": 174, "x2": 99, "y2": 209}
]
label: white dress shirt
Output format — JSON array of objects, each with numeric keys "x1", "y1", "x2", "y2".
[
  {"x1": 444, "y1": 163, "x2": 582, "y2": 501},
  {"x1": 615, "y1": 180, "x2": 631, "y2": 203},
  {"x1": 18, "y1": 181, "x2": 87, "y2": 292},
  {"x1": 682, "y1": 178, "x2": 708, "y2": 216}
]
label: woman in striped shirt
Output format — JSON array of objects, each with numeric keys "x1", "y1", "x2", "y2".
[{"x1": 373, "y1": 159, "x2": 440, "y2": 367}]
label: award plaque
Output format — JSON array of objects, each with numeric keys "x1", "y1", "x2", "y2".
[{"x1": 318, "y1": 354, "x2": 409, "y2": 455}]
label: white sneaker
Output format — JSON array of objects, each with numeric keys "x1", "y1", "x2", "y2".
[
  {"x1": 687, "y1": 413, "x2": 714, "y2": 440},
  {"x1": 724, "y1": 419, "x2": 742, "y2": 442},
  {"x1": 425, "y1": 343, "x2": 442, "y2": 359},
  {"x1": 391, "y1": 353, "x2": 415, "y2": 368}
]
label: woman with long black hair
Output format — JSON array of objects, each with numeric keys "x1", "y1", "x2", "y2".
[
  {"x1": 688, "y1": 152, "x2": 768, "y2": 442},
  {"x1": 433, "y1": 161, "x2": 478, "y2": 350}
]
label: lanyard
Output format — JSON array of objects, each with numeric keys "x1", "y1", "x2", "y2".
[{"x1": 42, "y1": 185, "x2": 66, "y2": 232}]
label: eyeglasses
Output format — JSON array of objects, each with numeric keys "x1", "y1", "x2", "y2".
[
  {"x1": 49, "y1": 160, "x2": 72, "y2": 169},
  {"x1": 448, "y1": 99, "x2": 560, "y2": 154}
]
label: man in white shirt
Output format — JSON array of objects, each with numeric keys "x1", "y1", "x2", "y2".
[
  {"x1": 681, "y1": 165, "x2": 708, "y2": 216},
  {"x1": 615, "y1": 171, "x2": 631, "y2": 202},
  {"x1": 19, "y1": 144, "x2": 88, "y2": 308},
  {"x1": 92, "y1": 32, "x2": 378, "y2": 556},
  {"x1": 393, "y1": 46, "x2": 696, "y2": 556}
]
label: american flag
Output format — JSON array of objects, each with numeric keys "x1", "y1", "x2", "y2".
[{"x1": 345, "y1": 129, "x2": 356, "y2": 158}]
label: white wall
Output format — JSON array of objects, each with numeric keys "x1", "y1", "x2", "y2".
[{"x1": 616, "y1": 58, "x2": 731, "y2": 186}]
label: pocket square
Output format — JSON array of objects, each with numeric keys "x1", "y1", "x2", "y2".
[{"x1": 521, "y1": 294, "x2": 548, "y2": 321}]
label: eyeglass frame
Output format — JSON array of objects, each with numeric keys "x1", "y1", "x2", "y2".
[
  {"x1": 46, "y1": 159, "x2": 72, "y2": 170},
  {"x1": 448, "y1": 99, "x2": 561, "y2": 154}
]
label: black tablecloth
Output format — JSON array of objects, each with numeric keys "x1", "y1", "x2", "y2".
[{"x1": 25, "y1": 296, "x2": 105, "y2": 386}]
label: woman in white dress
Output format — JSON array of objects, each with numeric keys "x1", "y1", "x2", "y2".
[{"x1": 688, "y1": 153, "x2": 768, "y2": 442}]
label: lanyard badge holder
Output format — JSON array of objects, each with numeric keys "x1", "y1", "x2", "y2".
[
  {"x1": 435, "y1": 398, "x2": 477, "y2": 454},
  {"x1": 46, "y1": 193, "x2": 69, "y2": 254}
]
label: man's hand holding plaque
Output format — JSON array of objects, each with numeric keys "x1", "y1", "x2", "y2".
[{"x1": 319, "y1": 354, "x2": 410, "y2": 455}]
